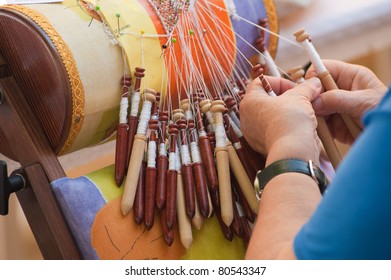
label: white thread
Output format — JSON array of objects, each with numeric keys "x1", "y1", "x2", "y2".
[
  {"x1": 215, "y1": 123, "x2": 226, "y2": 148},
  {"x1": 302, "y1": 40, "x2": 327, "y2": 74},
  {"x1": 180, "y1": 145, "x2": 192, "y2": 165},
  {"x1": 169, "y1": 152, "x2": 176, "y2": 170},
  {"x1": 268, "y1": 90, "x2": 277, "y2": 97},
  {"x1": 185, "y1": 110, "x2": 193, "y2": 120},
  {"x1": 190, "y1": 142, "x2": 202, "y2": 163},
  {"x1": 297, "y1": 77, "x2": 305, "y2": 84},
  {"x1": 229, "y1": 115, "x2": 243, "y2": 138},
  {"x1": 232, "y1": 86, "x2": 240, "y2": 95},
  {"x1": 159, "y1": 142, "x2": 167, "y2": 156},
  {"x1": 119, "y1": 97, "x2": 128, "y2": 124},
  {"x1": 205, "y1": 111, "x2": 215, "y2": 131},
  {"x1": 229, "y1": 111, "x2": 241, "y2": 129},
  {"x1": 233, "y1": 142, "x2": 242, "y2": 150},
  {"x1": 189, "y1": 0, "x2": 196, "y2": 10},
  {"x1": 147, "y1": 140, "x2": 157, "y2": 168},
  {"x1": 236, "y1": 201, "x2": 244, "y2": 217},
  {"x1": 264, "y1": 50, "x2": 281, "y2": 77},
  {"x1": 136, "y1": 101, "x2": 153, "y2": 135},
  {"x1": 204, "y1": 0, "x2": 303, "y2": 49},
  {"x1": 206, "y1": 124, "x2": 213, "y2": 134},
  {"x1": 198, "y1": 130, "x2": 207, "y2": 137},
  {"x1": 175, "y1": 143, "x2": 182, "y2": 171},
  {"x1": 223, "y1": 0, "x2": 238, "y2": 19},
  {"x1": 130, "y1": 91, "x2": 141, "y2": 117}
]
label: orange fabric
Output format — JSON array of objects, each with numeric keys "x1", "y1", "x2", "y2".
[{"x1": 139, "y1": 0, "x2": 236, "y2": 106}]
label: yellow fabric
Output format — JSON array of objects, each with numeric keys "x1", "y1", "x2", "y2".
[
  {"x1": 85, "y1": 0, "x2": 166, "y2": 95},
  {"x1": 86, "y1": 165, "x2": 246, "y2": 260}
]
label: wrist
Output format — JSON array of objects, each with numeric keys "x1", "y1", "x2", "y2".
[{"x1": 267, "y1": 135, "x2": 320, "y2": 166}]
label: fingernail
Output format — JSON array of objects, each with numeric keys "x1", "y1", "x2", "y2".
[
  {"x1": 312, "y1": 97, "x2": 322, "y2": 111},
  {"x1": 308, "y1": 77, "x2": 321, "y2": 87}
]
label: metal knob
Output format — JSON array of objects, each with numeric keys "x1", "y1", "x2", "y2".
[{"x1": 0, "y1": 160, "x2": 25, "y2": 215}]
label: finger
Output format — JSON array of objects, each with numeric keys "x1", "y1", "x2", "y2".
[
  {"x1": 265, "y1": 76, "x2": 296, "y2": 95},
  {"x1": 328, "y1": 114, "x2": 354, "y2": 145},
  {"x1": 306, "y1": 59, "x2": 380, "y2": 91},
  {"x1": 245, "y1": 80, "x2": 269, "y2": 97},
  {"x1": 284, "y1": 77, "x2": 322, "y2": 102},
  {"x1": 312, "y1": 89, "x2": 369, "y2": 117}
]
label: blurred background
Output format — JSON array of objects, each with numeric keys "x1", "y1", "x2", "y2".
[{"x1": 1, "y1": 0, "x2": 391, "y2": 259}]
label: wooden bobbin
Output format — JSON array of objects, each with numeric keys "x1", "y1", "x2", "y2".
[
  {"x1": 211, "y1": 101, "x2": 233, "y2": 227},
  {"x1": 252, "y1": 64, "x2": 275, "y2": 96},
  {"x1": 151, "y1": 92, "x2": 160, "y2": 118},
  {"x1": 226, "y1": 140, "x2": 259, "y2": 214},
  {"x1": 180, "y1": 99, "x2": 191, "y2": 116},
  {"x1": 188, "y1": 119, "x2": 210, "y2": 218},
  {"x1": 126, "y1": 67, "x2": 145, "y2": 168},
  {"x1": 191, "y1": 192, "x2": 204, "y2": 230},
  {"x1": 160, "y1": 209, "x2": 174, "y2": 246},
  {"x1": 293, "y1": 29, "x2": 343, "y2": 169},
  {"x1": 231, "y1": 175, "x2": 256, "y2": 223},
  {"x1": 193, "y1": 97, "x2": 219, "y2": 193},
  {"x1": 293, "y1": 28, "x2": 310, "y2": 43},
  {"x1": 120, "y1": 75, "x2": 132, "y2": 97},
  {"x1": 144, "y1": 119, "x2": 159, "y2": 230},
  {"x1": 134, "y1": 157, "x2": 146, "y2": 225},
  {"x1": 225, "y1": 96, "x2": 240, "y2": 120},
  {"x1": 133, "y1": 67, "x2": 145, "y2": 91},
  {"x1": 294, "y1": 28, "x2": 362, "y2": 141},
  {"x1": 288, "y1": 66, "x2": 305, "y2": 83},
  {"x1": 121, "y1": 88, "x2": 156, "y2": 216},
  {"x1": 230, "y1": 196, "x2": 244, "y2": 238},
  {"x1": 176, "y1": 171, "x2": 193, "y2": 249},
  {"x1": 166, "y1": 123, "x2": 179, "y2": 229},
  {"x1": 143, "y1": 88, "x2": 158, "y2": 103},
  {"x1": 156, "y1": 111, "x2": 169, "y2": 210},
  {"x1": 176, "y1": 117, "x2": 196, "y2": 219},
  {"x1": 200, "y1": 99, "x2": 215, "y2": 132},
  {"x1": 114, "y1": 76, "x2": 132, "y2": 186},
  {"x1": 224, "y1": 113, "x2": 257, "y2": 182}
]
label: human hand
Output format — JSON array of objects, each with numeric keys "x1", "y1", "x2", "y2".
[
  {"x1": 307, "y1": 60, "x2": 387, "y2": 144},
  {"x1": 240, "y1": 77, "x2": 323, "y2": 165}
]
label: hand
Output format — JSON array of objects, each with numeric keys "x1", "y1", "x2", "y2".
[
  {"x1": 306, "y1": 60, "x2": 387, "y2": 144},
  {"x1": 240, "y1": 77, "x2": 323, "y2": 165}
]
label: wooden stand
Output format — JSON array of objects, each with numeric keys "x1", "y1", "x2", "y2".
[{"x1": 0, "y1": 12, "x2": 81, "y2": 259}]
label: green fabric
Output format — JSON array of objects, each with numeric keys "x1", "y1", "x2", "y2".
[{"x1": 86, "y1": 165, "x2": 123, "y2": 202}]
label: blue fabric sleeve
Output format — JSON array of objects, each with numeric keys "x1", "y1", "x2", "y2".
[{"x1": 294, "y1": 88, "x2": 391, "y2": 259}]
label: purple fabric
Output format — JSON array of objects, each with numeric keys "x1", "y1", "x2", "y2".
[
  {"x1": 51, "y1": 176, "x2": 106, "y2": 260},
  {"x1": 232, "y1": 0, "x2": 268, "y2": 73}
]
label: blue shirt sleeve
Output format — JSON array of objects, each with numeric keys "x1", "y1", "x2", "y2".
[{"x1": 294, "y1": 88, "x2": 391, "y2": 259}]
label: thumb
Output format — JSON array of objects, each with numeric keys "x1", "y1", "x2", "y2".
[
  {"x1": 312, "y1": 89, "x2": 367, "y2": 117},
  {"x1": 286, "y1": 77, "x2": 322, "y2": 101}
]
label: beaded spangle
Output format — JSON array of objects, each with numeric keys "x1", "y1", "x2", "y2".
[{"x1": 147, "y1": 0, "x2": 192, "y2": 33}]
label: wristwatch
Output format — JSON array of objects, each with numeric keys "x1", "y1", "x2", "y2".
[{"x1": 254, "y1": 159, "x2": 329, "y2": 200}]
